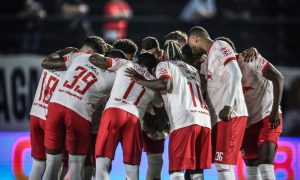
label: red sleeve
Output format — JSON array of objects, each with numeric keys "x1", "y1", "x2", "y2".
[
  {"x1": 224, "y1": 56, "x2": 237, "y2": 65},
  {"x1": 261, "y1": 61, "x2": 270, "y2": 75}
]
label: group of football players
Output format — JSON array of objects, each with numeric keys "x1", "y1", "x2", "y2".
[{"x1": 29, "y1": 26, "x2": 284, "y2": 180}]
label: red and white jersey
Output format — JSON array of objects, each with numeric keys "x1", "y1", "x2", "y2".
[
  {"x1": 105, "y1": 63, "x2": 163, "y2": 120},
  {"x1": 156, "y1": 60, "x2": 211, "y2": 132},
  {"x1": 50, "y1": 53, "x2": 116, "y2": 122},
  {"x1": 238, "y1": 54, "x2": 281, "y2": 127},
  {"x1": 107, "y1": 58, "x2": 130, "y2": 71},
  {"x1": 30, "y1": 69, "x2": 64, "y2": 120},
  {"x1": 201, "y1": 40, "x2": 248, "y2": 125}
]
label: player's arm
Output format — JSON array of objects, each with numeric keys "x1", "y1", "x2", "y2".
[
  {"x1": 89, "y1": 53, "x2": 129, "y2": 71},
  {"x1": 41, "y1": 47, "x2": 79, "y2": 70},
  {"x1": 89, "y1": 53, "x2": 111, "y2": 69},
  {"x1": 242, "y1": 47, "x2": 259, "y2": 62},
  {"x1": 125, "y1": 68, "x2": 172, "y2": 91},
  {"x1": 263, "y1": 63, "x2": 284, "y2": 129},
  {"x1": 219, "y1": 60, "x2": 242, "y2": 121}
]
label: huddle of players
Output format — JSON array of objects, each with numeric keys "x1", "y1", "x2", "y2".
[{"x1": 29, "y1": 26, "x2": 283, "y2": 180}]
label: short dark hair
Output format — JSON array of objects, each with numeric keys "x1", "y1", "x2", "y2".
[
  {"x1": 105, "y1": 43, "x2": 113, "y2": 54},
  {"x1": 113, "y1": 39, "x2": 138, "y2": 57},
  {"x1": 141, "y1": 36, "x2": 160, "y2": 50},
  {"x1": 164, "y1": 40, "x2": 183, "y2": 61},
  {"x1": 215, "y1": 37, "x2": 237, "y2": 53},
  {"x1": 181, "y1": 44, "x2": 193, "y2": 58},
  {"x1": 84, "y1": 36, "x2": 107, "y2": 55},
  {"x1": 188, "y1": 26, "x2": 210, "y2": 38},
  {"x1": 137, "y1": 52, "x2": 158, "y2": 72},
  {"x1": 165, "y1": 30, "x2": 187, "y2": 42},
  {"x1": 107, "y1": 49, "x2": 127, "y2": 59}
]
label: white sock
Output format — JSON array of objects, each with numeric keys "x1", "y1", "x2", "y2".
[
  {"x1": 29, "y1": 159, "x2": 46, "y2": 180},
  {"x1": 96, "y1": 157, "x2": 111, "y2": 180},
  {"x1": 190, "y1": 173, "x2": 204, "y2": 180},
  {"x1": 58, "y1": 165, "x2": 68, "y2": 180},
  {"x1": 84, "y1": 166, "x2": 94, "y2": 180},
  {"x1": 69, "y1": 154, "x2": 86, "y2": 180},
  {"x1": 125, "y1": 164, "x2": 139, "y2": 180},
  {"x1": 246, "y1": 166, "x2": 262, "y2": 180},
  {"x1": 43, "y1": 153, "x2": 62, "y2": 180},
  {"x1": 215, "y1": 163, "x2": 235, "y2": 180},
  {"x1": 146, "y1": 153, "x2": 163, "y2": 180},
  {"x1": 170, "y1": 171, "x2": 184, "y2": 180},
  {"x1": 259, "y1": 164, "x2": 275, "y2": 180}
]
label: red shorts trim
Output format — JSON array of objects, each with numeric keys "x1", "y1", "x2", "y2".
[
  {"x1": 212, "y1": 116, "x2": 247, "y2": 164},
  {"x1": 95, "y1": 108, "x2": 143, "y2": 165},
  {"x1": 44, "y1": 103, "x2": 91, "y2": 154},
  {"x1": 169, "y1": 125, "x2": 212, "y2": 171},
  {"x1": 242, "y1": 115, "x2": 283, "y2": 160},
  {"x1": 30, "y1": 116, "x2": 46, "y2": 159},
  {"x1": 142, "y1": 131, "x2": 165, "y2": 154}
]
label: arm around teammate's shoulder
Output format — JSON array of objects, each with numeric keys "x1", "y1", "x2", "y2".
[{"x1": 41, "y1": 47, "x2": 79, "y2": 71}]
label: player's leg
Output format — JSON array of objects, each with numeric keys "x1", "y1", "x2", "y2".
[
  {"x1": 169, "y1": 125, "x2": 211, "y2": 180},
  {"x1": 257, "y1": 142, "x2": 276, "y2": 179},
  {"x1": 43, "y1": 103, "x2": 65, "y2": 180},
  {"x1": 58, "y1": 150, "x2": 69, "y2": 180},
  {"x1": 29, "y1": 116, "x2": 46, "y2": 180},
  {"x1": 170, "y1": 170, "x2": 185, "y2": 180},
  {"x1": 66, "y1": 108, "x2": 92, "y2": 180},
  {"x1": 142, "y1": 131, "x2": 164, "y2": 180},
  {"x1": 212, "y1": 117, "x2": 247, "y2": 180},
  {"x1": 84, "y1": 134, "x2": 97, "y2": 180},
  {"x1": 189, "y1": 169, "x2": 204, "y2": 180},
  {"x1": 256, "y1": 115, "x2": 282, "y2": 180},
  {"x1": 242, "y1": 122, "x2": 262, "y2": 180},
  {"x1": 95, "y1": 108, "x2": 122, "y2": 180},
  {"x1": 188, "y1": 125, "x2": 211, "y2": 180},
  {"x1": 121, "y1": 112, "x2": 143, "y2": 180},
  {"x1": 146, "y1": 153, "x2": 163, "y2": 180},
  {"x1": 244, "y1": 159, "x2": 262, "y2": 180}
]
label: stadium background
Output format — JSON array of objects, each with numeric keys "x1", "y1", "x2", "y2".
[{"x1": 0, "y1": 0, "x2": 300, "y2": 179}]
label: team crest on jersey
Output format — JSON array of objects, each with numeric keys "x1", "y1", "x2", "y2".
[
  {"x1": 257, "y1": 56, "x2": 267, "y2": 66},
  {"x1": 159, "y1": 67, "x2": 168, "y2": 75},
  {"x1": 221, "y1": 47, "x2": 232, "y2": 57}
]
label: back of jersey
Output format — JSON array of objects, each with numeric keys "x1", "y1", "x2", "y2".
[
  {"x1": 30, "y1": 69, "x2": 64, "y2": 120},
  {"x1": 50, "y1": 53, "x2": 116, "y2": 122},
  {"x1": 105, "y1": 63, "x2": 160, "y2": 120},
  {"x1": 155, "y1": 61, "x2": 211, "y2": 132}
]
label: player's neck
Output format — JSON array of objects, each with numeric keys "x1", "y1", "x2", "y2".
[{"x1": 203, "y1": 39, "x2": 213, "y2": 53}]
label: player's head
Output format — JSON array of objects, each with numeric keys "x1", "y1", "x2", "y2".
[
  {"x1": 82, "y1": 36, "x2": 107, "y2": 55},
  {"x1": 163, "y1": 40, "x2": 183, "y2": 61},
  {"x1": 165, "y1": 30, "x2": 187, "y2": 48},
  {"x1": 106, "y1": 49, "x2": 127, "y2": 59},
  {"x1": 182, "y1": 44, "x2": 206, "y2": 68},
  {"x1": 215, "y1": 37, "x2": 237, "y2": 53},
  {"x1": 188, "y1": 26, "x2": 210, "y2": 54},
  {"x1": 105, "y1": 42, "x2": 113, "y2": 55},
  {"x1": 113, "y1": 39, "x2": 138, "y2": 60},
  {"x1": 141, "y1": 36, "x2": 162, "y2": 60},
  {"x1": 137, "y1": 52, "x2": 158, "y2": 74}
]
